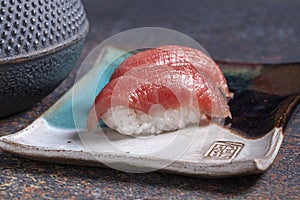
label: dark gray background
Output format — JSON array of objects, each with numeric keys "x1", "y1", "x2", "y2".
[{"x1": 83, "y1": 0, "x2": 300, "y2": 64}]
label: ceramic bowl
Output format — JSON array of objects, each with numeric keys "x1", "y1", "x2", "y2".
[{"x1": 0, "y1": 0, "x2": 89, "y2": 117}]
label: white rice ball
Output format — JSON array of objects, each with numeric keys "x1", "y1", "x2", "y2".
[{"x1": 101, "y1": 105, "x2": 202, "y2": 135}]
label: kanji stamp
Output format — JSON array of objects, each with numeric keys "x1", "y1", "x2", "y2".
[{"x1": 205, "y1": 141, "x2": 244, "y2": 159}]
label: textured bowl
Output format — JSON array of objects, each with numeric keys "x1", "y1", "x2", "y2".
[{"x1": 0, "y1": 0, "x2": 89, "y2": 118}]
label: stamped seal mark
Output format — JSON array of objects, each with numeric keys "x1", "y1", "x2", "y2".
[{"x1": 205, "y1": 141, "x2": 244, "y2": 159}]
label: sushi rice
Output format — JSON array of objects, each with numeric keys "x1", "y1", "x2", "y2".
[{"x1": 102, "y1": 105, "x2": 202, "y2": 135}]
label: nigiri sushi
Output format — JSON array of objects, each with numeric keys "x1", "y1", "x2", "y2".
[
  {"x1": 87, "y1": 46, "x2": 231, "y2": 135},
  {"x1": 111, "y1": 45, "x2": 232, "y2": 99}
]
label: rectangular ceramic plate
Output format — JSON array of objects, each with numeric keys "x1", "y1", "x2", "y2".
[{"x1": 0, "y1": 47, "x2": 299, "y2": 177}]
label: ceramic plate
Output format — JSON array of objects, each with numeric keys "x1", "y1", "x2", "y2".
[{"x1": 0, "y1": 47, "x2": 299, "y2": 177}]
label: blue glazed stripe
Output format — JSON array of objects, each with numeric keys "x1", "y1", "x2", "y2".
[{"x1": 44, "y1": 47, "x2": 131, "y2": 130}]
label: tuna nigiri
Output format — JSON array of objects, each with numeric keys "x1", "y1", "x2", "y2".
[
  {"x1": 87, "y1": 58, "x2": 231, "y2": 135},
  {"x1": 111, "y1": 45, "x2": 232, "y2": 99}
]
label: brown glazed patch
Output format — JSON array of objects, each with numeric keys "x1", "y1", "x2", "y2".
[{"x1": 225, "y1": 90, "x2": 299, "y2": 138}]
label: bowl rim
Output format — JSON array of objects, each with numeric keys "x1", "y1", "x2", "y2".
[{"x1": 0, "y1": 20, "x2": 89, "y2": 66}]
